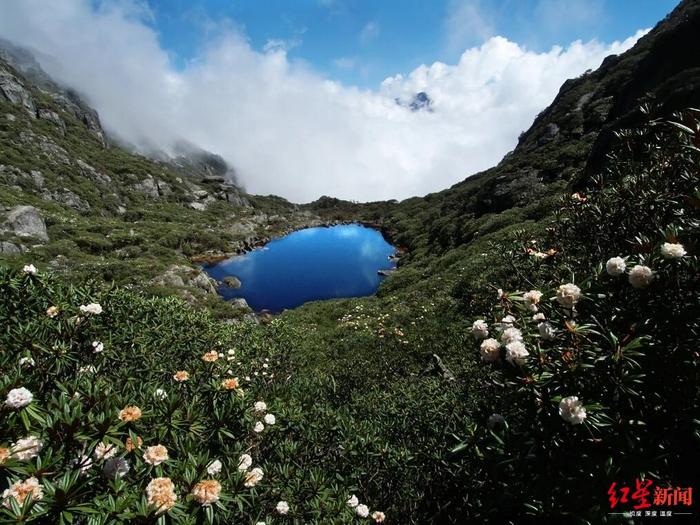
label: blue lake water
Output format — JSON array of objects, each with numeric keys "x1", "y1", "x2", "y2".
[{"x1": 202, "y1": 224, "x2": 397, "y2": 312}]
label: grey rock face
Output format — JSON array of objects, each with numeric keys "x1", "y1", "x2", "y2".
[
  {"x1": 52, "y1": 92, "x2": 107, "y2": 147},
  {"x1": 231, "y1": 298, "x2": 250, "y2": 310},
  {"x1": 134, "y1": 175, "x2": 160, "y2": 199},
  {"x1": 3, "y1": 205, "x2": 48, "y2": 242},
  {"x1": 42, "y1": 188, "x2": 90, "y2": 213},
  {"x1": 0, "y1": 241, "x2": 23, "y2": 254},
  {"x1": 0, "y1": 65, "x2": 35, "y2": 116},
  {"x1": 76, "y1": 159, "x2": 112, "y2": 185},
  {"x1": 37, "y1": 108, "x2": 65, "y2": 134},
  {"x1": 151, "y1": 265, "x2": 218, "y2": 295},
  {"x1": 29, "y1": 170, "x2": 44, "y2": 188},
  {"x1": 19, "y1": 130, "x2": 71, "y2": 164},
  {"x1": 223, "y1": 276, "x2": 242, "y2": 288}
]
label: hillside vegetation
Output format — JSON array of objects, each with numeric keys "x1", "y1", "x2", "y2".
[{"x1": 1, "y1": 1, "x2": 699, "y2": 524}]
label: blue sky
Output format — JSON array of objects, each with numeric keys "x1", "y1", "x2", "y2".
[
  {"x1": 147, "y1": 0, "x2": 679, "y2": 87},
  {"x1": 0, "y1": 1, "x2": 680, "y2": 201}
]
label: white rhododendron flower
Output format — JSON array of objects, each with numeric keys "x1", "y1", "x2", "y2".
[
  {"x1": 254, "y1": 421, "x2": 264, "y2": 433},
  {"x1": 356, "y1": 504, "x2": 370, "y2": 518},
  {"x1": 505, "y1": 341, "x2": 529, "y2": 366},
  {"x1": 532, "y1": 312, "x2": 546, "y2": 322},
  {"x1": 46, "y1": 306, "x2": 59, "y2": 318},
  {"x1": 523, "y1": 290, "x2": 543, "y2": 311},
  {"x1": 191, "y1": 480, "x2": 221, "y2": 506},
  {"x1": 143, "y1": 445, "x2": 169, "y2": 466},
  {"x1": 254, "y1": 401, "x2": 267, "y2": 412},
  {"x1": 555, "y1": 283, "x2": 582, "y2": 308},
  {"x1": 79, "y1": 365, "x2": 96, "y2": 374},
  {"x1": 146, "y1": 477, "x2": 177, "y2": 514},
  {"x1": 628, "y1": 265, "x2": 654, "y2": 289},
  {"x1": 559, "y1": 396, "x2": 587, "y2": 425},
  {"x1": 71, "y1": 454, "x2": 93, "y2": 475},
  {"x1": 22, "y1": 264, "x2": 37, "y2": 275},
  {"x1": 19, "y1": 357, "x2": 34, "y2": 367},
  {"x1": 238, "y1": 454, "x2": 252, "y2": 471},
  {"x1": 79, "y1": 303, "x2": 103, "y2": 315},
  {"x1": 501, "y1": 327, "x2": 523, "y2": 345},
  {"x1": 501, "y1": 315, "x2": 516, "y2": 325},
  {"x1": 103, "y1": 457, "x2": 130, "y2": 478},
  {"x1": 537, "y1": 322, "x2": 557, "y2": 341},
  {"x1": 497, "y1": 288, "x2": 505, "y2": 299},
  {"x1": 207, "y1": 459, "x2": 222, "y2": 475},
  {"x1": 276, "y1": 500, "x2": 290, "y2": 515},
  {"x1": 605, "y1": 256, "x2": 627, "y2": 276},
  {"x1": 93, "y1": 442, "x2": 116, "y2": 461},
  {"x1": 5, "y1": 387, "x2": 33, "y2": 409},
  {"x1": 471, "y1": 320, "x2": 489, "y2": 339},
  {"x1": 11, "y1": 436, "x2": 43, "y2": 461},
  {"x1": 154, "y1": 388, "x2": 167, "y2": 400},
  {"x1": 660, "y1": 242, "x2": 686, "y2": 259},
  {"x1": 479, "y1": 338, "x2": 501, "y2": 363},
  {"x1": 347, "y1": 495, "x2": 359, "y2": 508},
  {"x1": 263, "y1": 414, "x2": 276, "y2": 425},
  {"x1": 244, "y1": 467, "x2": 264, "y2": 487},
  {"x1": 92, "y1": 341, "x2": 104, "y2": 353},
  {"x1": 372, "y1": 511, "x2": 387, "y2": 522},
  {"x1": 2, "y1": 476, "x2": 43, "y2": 508}
]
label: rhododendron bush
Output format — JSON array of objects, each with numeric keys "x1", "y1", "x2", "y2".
[
  {"x1": 451, "y1": 108, "x2": 699, "y2": 520},
  {"x1": 0, "y1": 108, "x2": 697, "y2": 524},
  {"x1": 0, "y1": 272, "x2": 385, "y2": 523}
]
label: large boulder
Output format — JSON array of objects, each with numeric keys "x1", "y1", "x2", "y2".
[
  {"x1": 0, "y1": 241, "x2": 23, "y2": 254},
  {"x1": 3, "y1": 205, "x2": 48, "y2": 242},
  {"x1": 223, "y1": 276, "x2": 242, "y2": 288},
  {"x1": 151, "y1": 265, "x2": 218, "y2": 295},
  {"x1": 134, "y1": 175, "x2": 160, "y2": 199}
]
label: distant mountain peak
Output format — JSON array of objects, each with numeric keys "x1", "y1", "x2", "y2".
[{"x1": 395, "y1": 91, "x2": 434, "y2": 112}]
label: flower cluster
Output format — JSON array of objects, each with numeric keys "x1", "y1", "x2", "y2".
[{"x1": 347, "y1": 494, "x2": 385, "y2": 522}]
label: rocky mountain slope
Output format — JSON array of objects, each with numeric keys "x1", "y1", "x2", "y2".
[
  {"x1": 0, "y1": 2, "x2": 697, "y2": 524},
  {"x1": 310, "y1": 0, "x2": 700, "y2": 257},
  {"x1": 0, "y1": 42, "x2": 328, "y2": 317}
]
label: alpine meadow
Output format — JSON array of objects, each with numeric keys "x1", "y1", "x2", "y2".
[{"x1": 0, "y1": 1, "x2": 699, "y2": 524}]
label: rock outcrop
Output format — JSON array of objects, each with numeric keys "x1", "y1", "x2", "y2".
[
  {"x1": 151, "y1": 265, "x2": 218, "y2": 295},
  {"x1": 2, "y1": 205, "x2": 48, "y2": 242}
]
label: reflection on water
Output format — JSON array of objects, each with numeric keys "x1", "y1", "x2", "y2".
[{"x1": 202, "y1": 224, "x2": 397, "y2": 312}]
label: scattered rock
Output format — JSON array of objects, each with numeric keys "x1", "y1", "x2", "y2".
[
  {"x1": 37, "y1": 108, "x2": 65, "y2": 134},
  {"x1": 0, "y1": 241, "x2": 22, "y2": 254},
  {"x1": 76, "y1": 159, "x2": 111, "y2": 185},
  {"x1": 223, "y1": 276, "x2": 242, "y2": 288},
  {"x1": 151, "y1": 265, "x2": 218, "y2": 295},
  {"x1": 425, "y1": 354, "x2": 455, "y2": 382},
  {"x1": 134, "y1": 175, "x2": 160, "y2": 199},
  {"x1": 189, "y1": 201, "x2": 208, "y2": 211},
  {"x1": 231, "y1": 298, "x2": 250, "y2": 310},
  {"x1": 0, "y1": 64, "x2": 35, "y2": 116},
  {"x1": 42, "y1": 188, "x2": 90, "y2": 213},
  {"x1": 2, "y1": 205, "x2": 48, "y2": 242}
]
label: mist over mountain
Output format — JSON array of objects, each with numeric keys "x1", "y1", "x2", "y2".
[
  {"x1": 0, "y1": 0, "x2": 645, "y2": 202},
  {"x1": 0, "y1": 1, "x2": 698, "y2": 523}
]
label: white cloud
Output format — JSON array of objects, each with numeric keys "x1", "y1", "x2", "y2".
[{"x1": 0, "y1": 1, "x2": 646, "y2": 203}]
